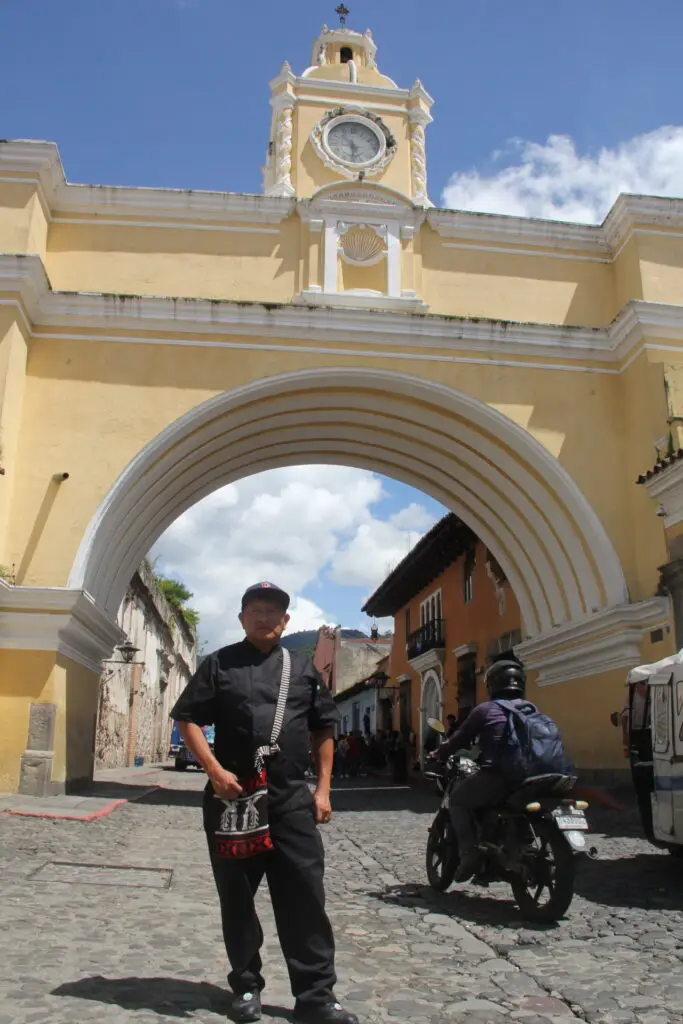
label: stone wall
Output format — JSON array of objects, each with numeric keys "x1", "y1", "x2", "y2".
[{"x1": 95, "y1": 563, "x2": 196, "y2": 768}]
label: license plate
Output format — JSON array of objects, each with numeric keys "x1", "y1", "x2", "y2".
[{"x1": 554, "y1": 813, "x2": 588, "y2": 830}]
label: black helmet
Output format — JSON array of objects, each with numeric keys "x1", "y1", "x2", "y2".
[{"x1": 485, "y1": 658, "x2": 526, "y2": 698}]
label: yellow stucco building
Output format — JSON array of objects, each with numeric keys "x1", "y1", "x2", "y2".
[{"x1": 1, "y1": 19, "x2": 682, "y2": 794}]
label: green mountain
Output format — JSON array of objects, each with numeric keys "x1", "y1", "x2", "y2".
[{"x1": 280, "y1": 628, "x2": 367, "y2": 654}]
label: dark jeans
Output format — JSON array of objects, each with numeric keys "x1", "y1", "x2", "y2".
[
  {"x1": 203, "y1": 795, "x2": 336, "y2": 1006},
  {"x1": 447, "y1": 768, "x2": 511, "y2": 858}
]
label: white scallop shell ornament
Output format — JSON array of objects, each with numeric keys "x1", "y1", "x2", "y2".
[{"x1": 339, "y1": 225, "x2": 386, "y2": 266}]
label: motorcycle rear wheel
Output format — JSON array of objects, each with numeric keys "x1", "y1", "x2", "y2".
[
  {"x1": 426, "y1": 811, "x2": 458, "y2": 892},
  {"x1": 510, "y1": 819, "x2": 575, "y2": 923}
]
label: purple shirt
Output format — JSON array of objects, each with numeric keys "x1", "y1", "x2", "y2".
[{"x1": 439, "y1": 700, "x2": 514, "y2": 767}]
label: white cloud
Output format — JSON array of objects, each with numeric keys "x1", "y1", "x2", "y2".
[
  {"x1": 150, "y1": 466, "x2": 439, "y2": 651},
  {"x1": 442, "y1": 125, "x2": 683, "y2": 224},
  {"x1": 329, "y1": 512, "x2": 426, "y2": 588}
]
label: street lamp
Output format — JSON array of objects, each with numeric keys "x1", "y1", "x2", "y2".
[{"x1": 116, "y1": 639, "x2": 140, "y2": 664}]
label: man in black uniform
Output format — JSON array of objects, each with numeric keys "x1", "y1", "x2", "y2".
[{"x1": 171, "y1": 582, "x2": 359, "y2": 1024}]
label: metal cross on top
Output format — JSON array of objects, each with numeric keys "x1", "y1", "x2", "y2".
[{"x1": 335, "y1": 4, "x2": 350, "y2": 27}]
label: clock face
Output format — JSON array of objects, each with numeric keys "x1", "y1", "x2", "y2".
[{"x1": 326, "y1": 119, "x2": 382, "y2": 166}]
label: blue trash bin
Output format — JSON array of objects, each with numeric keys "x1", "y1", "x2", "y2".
[{"x1": 134, "y1": 755, "x2": 144, "y2": 767}]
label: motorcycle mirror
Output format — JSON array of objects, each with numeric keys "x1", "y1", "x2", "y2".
[{"x1": 427, "y1": 717, "x2": 446, "y2": 734}]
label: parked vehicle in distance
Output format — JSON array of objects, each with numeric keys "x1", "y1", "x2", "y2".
[{"x1": 168, "y1": 722, "x2": 215, "y2": 771}]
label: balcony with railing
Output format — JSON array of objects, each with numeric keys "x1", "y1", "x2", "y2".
[{"x1": 407, "y1": 618, "x2": 445, "y2": 664}]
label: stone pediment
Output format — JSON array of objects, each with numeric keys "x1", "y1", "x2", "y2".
[{"x1": 299, "y1": 182, "x2": 425, "y2": 231}]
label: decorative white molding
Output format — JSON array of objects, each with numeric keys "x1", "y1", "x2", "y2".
[
  {"x1": 0, "y1": 140, "x2": 295, "y2": 228},
  {"x1": 515, "y1": 598, "x2": 670, "y2": 686},
  {"x1": 270, "y1": 90, "x2": 298, "y2": 114},
  {"x1": 64, "y1": 366, "x2": 629, "y2": 640},
  {"x1": 409, "y1": 120, "x2": 431, "y2": 208},
  {"x1": 338, "y1": 223, "x2": 387, "y2": 266},
  {"x1": 266, "y1": 103, "x2": 296, "y2": 199},
  {"x1": 452, "y1": 643, "x2": 478, "y2": 659},
  {"x1": 295, "y1": 76, "x2": 409, "y2": 101},
  {"x1": 641, "y1": 460, "x2": 683, "y2": 527},
  {"x1": 409, "y1": 78, "x2": 434, "y2": 107},
  {"x1": 310, "y1": 108, "x2": 396, "y2": 181},
  {"x1": 396, "y1": 673, "x2": 412, "y2": 683},
  {"x1": 0, "y1": 584, "x2": 125, "y2": 674},
  {"x1": 603, "y1": 193, "x2": 683, "y2": 254},
  {"x1": 4, "y1": 255, "x2": 683, "y2": 370},
  {"x1": 293, "y1": 289, "x2": 428, "y2": 312},
  {"x1": 428, "y1": 207, "x2": 611, "y2": 256},
  {"x1": 4, "y1": 140, "x2": 683, "y2": 258},
  {"x1": 268, "y1": 61, "x2": 297, "y2": 92},
  {"x1": 299, "y1": 182, "x2": 425, "y2": 232}
]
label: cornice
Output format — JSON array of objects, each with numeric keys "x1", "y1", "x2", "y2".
[
  {"x1": 53, "y1": 183, "x2": 294, "y2": 226},
  {"x1": 409, "y1": 648, "x2": 445, "y2": 673},
  {"x1": 294, "y1": 76, "x2": 412, "y2": 102},
  {"x1": 427, "y1": 207, "x2": 610, "y2": 257},
  {"x1": 515, "y1": 598, "x2": 670, "y2": 686},
  {"x1": 0, "y1": 140, "x2": 295, "y2": 228},
  {"x1": 0, "y1": 140, "x2": 64, "y2": 210},
  {"x1": 3, "y1": 255, "x2": 683, "y2": 369},
  {"x1": 0, "y1": 585, "x2": 125, "y2": 674},
  {"x1": 409, "y1": 79, "x2": 435, "y2": 107},
  {"x1": 640, "y1": 459, "x2": 683, "y2": 527},
  {"x1": 603, "y1": 193, "x2": 683, "y2": 252},
  {"x1": 4, "y1": 140, "x2": 683, "y2": 258},
  {"x1": 0, "y1": 253, "x2": 52, "y2": 324}
]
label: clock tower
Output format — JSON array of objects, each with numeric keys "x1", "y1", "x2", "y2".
[{"x1": 262, "y1": 14, "x2": 434, "y2": 310}]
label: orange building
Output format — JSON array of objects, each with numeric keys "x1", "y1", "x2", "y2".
[{"x1": 363, "y1": 514, "x2": 521, "y2": 759}]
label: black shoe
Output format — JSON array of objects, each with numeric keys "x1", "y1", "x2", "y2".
[
  {"x1": 230, "y1": 991, "x2": 262, "y2": 1023},
  {"x1": 293, "y1": 1001, "x2": 360, "y2": 1024},
  {"x1": 454, "y1": 851, "x2": 479, "y2": 882}
]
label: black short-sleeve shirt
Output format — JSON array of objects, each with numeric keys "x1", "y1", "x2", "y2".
[{"x1": 170, "y1": 640, "x2": 339, "y2": 817}]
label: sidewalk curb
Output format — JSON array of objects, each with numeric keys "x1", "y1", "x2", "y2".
[
  {"x1": 2, "y1": 785, "x2": 160, "y2": 822},
  {"x1": 5, "y1": 798, "x2": 127, "y2": 822}
]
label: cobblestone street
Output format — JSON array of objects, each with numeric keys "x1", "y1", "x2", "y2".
[{"x1": 2, "y1": 769, "x2": 683, "y2": 1024}]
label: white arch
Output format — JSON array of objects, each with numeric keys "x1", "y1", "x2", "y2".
[{"x1": 68, "y1": 367, "x2": 628, "y2": 635}]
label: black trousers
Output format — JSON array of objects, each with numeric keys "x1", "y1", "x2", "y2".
[
  {"x1": 447, "y1": 768, "x2": 511, "y2": 856},
  {"x1": 203, "y1": 795, "x2": 336, "y2": 1006}
]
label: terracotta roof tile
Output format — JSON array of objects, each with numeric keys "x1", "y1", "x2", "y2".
[{"x1": 637, "y1": 448, "x2": 683, "y2": 484}]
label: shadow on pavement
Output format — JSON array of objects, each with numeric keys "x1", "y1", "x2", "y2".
[
  {"x1": 330, "y1": 784, "x2": 437, "y2": 815},
  {"x1": 68, "y1": 780, "x2": 161, "y2": 801},
  {"x1": 366, "y1": 882, "x2": 558, "y2": 932},
  {"x1": 574, "y1": 850, "x2": 683, "y2": 910},
  {"x1": 136, "y1": 787, "x2": 205, "y2": 807},
  {"x1": 52, "y1": 976, "x2": 293, "y2": 1020}
]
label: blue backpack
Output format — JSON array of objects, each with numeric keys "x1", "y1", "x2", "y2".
[{"x1": 494, "y1": 699, "x2": 576, "y2": 781}]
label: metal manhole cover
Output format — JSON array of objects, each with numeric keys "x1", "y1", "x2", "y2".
[{"x1": 30, "y1": 860, "x2": 173, "y2": 889}]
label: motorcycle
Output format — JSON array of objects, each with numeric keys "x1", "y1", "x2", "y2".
[{"x1": 423, "y1": 737, "x2": 589, "y2": 923}]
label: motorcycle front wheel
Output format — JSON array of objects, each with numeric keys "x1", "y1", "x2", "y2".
[
  {"x1": 426, "y1": 810, "x2": 458, "y2": 892},
  {"x1": 510, "y1": 818, "x2": 575, "y2": 923}
]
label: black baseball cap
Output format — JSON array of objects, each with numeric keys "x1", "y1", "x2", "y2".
[{"x1": 241, "y1": 581, "x2": 291, "y2": 611}]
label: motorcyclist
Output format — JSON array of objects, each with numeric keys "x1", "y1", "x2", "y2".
[{"x1": 429, "y1": 659, "x2": 527, "y2": 880}]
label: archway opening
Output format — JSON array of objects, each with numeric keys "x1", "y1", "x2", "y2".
[
  {"x1": 69, "y1": 367, "x2": 628, "y2": 636},
  {"x1": 70, "y1": 367, "x2": 630, "y2": 775}
]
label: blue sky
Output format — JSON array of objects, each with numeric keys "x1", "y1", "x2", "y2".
[
  {"x1": 5, "y1": 0, "x2": 683, "y2": 646},
  {"x1": 5, "y1": 0, "x2": 683, "y2": 206}
]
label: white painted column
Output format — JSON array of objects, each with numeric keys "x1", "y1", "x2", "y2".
[
  {"x1": 323, "y1": 219, "x2": 339, "y2": 294},
  {"x1": 386, "y1": 222, "x2": 401, "y2": 298}
]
